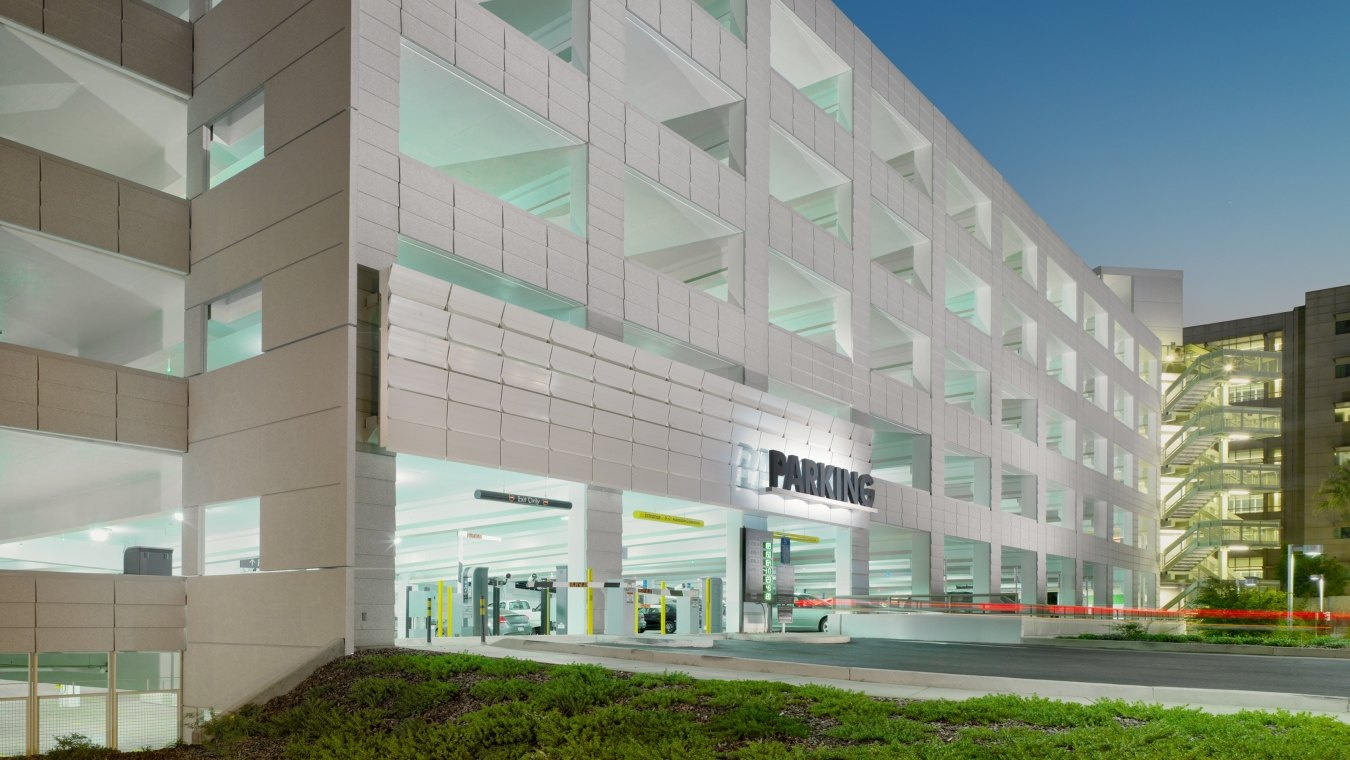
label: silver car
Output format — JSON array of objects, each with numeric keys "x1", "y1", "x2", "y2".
[
  {"x1": 495, "y1": 610, "x2": 533, "y2": 635},
  {"x1": 785, "y1": 594, "x2": 832, "y2": 633}
]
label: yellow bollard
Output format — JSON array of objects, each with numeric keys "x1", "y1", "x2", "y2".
[
  {"x1": 437, "y1": 581, "x2": 446, "y2": 636},
  {"x1": 447, "y1": 584, "x2": 454, "y2": 637},
  {"x1": 660, "y1": 581, "x2": 667, "y2": 635},
  {"x1": 425, "y1": 598, "x2": 433, "y2": 643},
  {"x1": 586, "y1": 568, "x2": 594, "y2": 635},
  {"x1": 705, "y1": 577, "x2": 712, "y2": 633}
]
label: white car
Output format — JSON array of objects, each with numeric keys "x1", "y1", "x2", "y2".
[{"x1": 498, "y1": 599, "x2": 543, "y2": 633}]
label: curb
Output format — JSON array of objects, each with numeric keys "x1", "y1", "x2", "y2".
[
  {"x1": 493, "y1": 638, "x2": 1350, "y2": 715},
  {"x1": 726, "y1": 633, "x2": 851, "y2": 644},
  {"x1": 1028, "y1": 637, "x2": 1350, "y2": 659}
]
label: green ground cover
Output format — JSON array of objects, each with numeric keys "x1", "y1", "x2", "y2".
[
  {"x1": 41, "y1": 649, "x2": 1350, "y2": 759},
  {"x1": 1071, "y1": 632, "x2": 1349, "y2": 648},
  {"x1": 1068, "y1": 622, "x2": 1349, "y2": 649}
]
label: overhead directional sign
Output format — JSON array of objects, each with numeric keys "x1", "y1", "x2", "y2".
[
  {"x1": 633, "y1": 510, "x2": 705, "y2": 528},
  {"x1": 474, "y1": 489, "x2": 572, "y2": 510}
]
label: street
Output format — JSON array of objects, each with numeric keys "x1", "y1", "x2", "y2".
[{"x1": 613, "y1": 638, "x2": 1350, "y2": 698}]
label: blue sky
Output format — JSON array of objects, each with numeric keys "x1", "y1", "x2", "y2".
[{"x1": 833, "y1": 0, "x2": 1350, "y2": 326}]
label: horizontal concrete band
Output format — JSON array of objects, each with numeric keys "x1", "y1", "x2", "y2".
[
  {"x1": 496, "y1": 638, "x2": 1350, "y2": 715},
  {"x1": 1025, "y1": 636, "x2": 1350, "y2": 660}
]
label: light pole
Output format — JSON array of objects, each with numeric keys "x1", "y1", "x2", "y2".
[
  {"x1": 1286, "y1": 544, "x2": 1323, "y2": 625},
  {"x1": 1309, "y1": 574, "x2": 1325, "y2": 615}
]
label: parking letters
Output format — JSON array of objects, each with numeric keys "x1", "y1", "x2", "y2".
[{"x1": 766, "y1": 449, "x2": 874, "y2": 508}]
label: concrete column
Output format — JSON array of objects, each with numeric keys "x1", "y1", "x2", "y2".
[
  {"x1": 1092, "y1": 564, "x2": 1112, "y2": 607},
  {"x1": 927, "y1": 532, "x2": 945, "y2": 596},
  {"x1": 1033, "y1": 550, "x2": 1048, "y2": 604},
  {"x1": 972, "y1": 540, "x2": 993, "y2": 596},
  {"x1": 724, "y1": 510, "x2": 767, "y2": 633},
  {"x1": 833, "y1": 526, "x2": 867, "y2": 596},
  {"x1": 1111, "y1": 567, "x2": 1129, "y2": 608},
  {"x1": 572, "y1": 486, "x2": 623, "y2": 633},
  {"x1": 180, "y1": 504, "x2": 204, "y2": 577},
  {"x1": 910, "y1": 530, "x2": 932, "y2": 597},
  {"x1": 1075, "y1": 558, "x2": 1089, "y2": 605},
  {"x1": 354, "y1": 450, "x2": 396, "y2": 647},
  {"x1": 1054, "y1": 556, "x2": 1077, "y2": 605}
]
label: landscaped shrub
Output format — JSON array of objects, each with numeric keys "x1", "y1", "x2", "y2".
[{"x1": 68, "y1": 649, "x2": 1350, "y2": 759}]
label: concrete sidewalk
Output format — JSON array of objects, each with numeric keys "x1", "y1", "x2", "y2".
[{"x1": 398, "y1": 636, "x2": 1350, "y2": 722}]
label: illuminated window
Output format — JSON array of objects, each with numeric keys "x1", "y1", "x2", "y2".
[
  {"x1": 624, "y1": 170, "x2": 744, "y2": 306},
  {"x1": 944, "y1": 445, "x2": 990, "y2": 507},
  {"x1": 205, "y1": 281, "x2": 262, "y2": 371},
  {"x1": 1046, "y1": 482, "x2": 1072, "y2": 527},
  {"x1": 1000, "y1": 464, "x2": 1036, "y2": 518},
  {"x1": 945, "y1": 259, "x2": 991, "y2": 334},
  {"x1": 870, "y1": 307, "x2": 930, "y2": 391},
  {"x1": 1082, "y1": 294, "x2": 1107, "y2": 348},
  {"x1": 944, "y1": 350, "x2": 990, "y2": 420},
  {"x1": 1046, "y1": 333, "x2": 1076, "y2": 389},
  {"x1": 207, "y1": 90, "x2": 264, "y2": 188},
  {"x1": 400, "y1": 40, "x2": 587, "y2": 235},
  {"x1": 770, "y1": 0, "x2": 852, "y2": 130},
  {"x1": 945, "y1": 164, "x2": 991, "y2": 247},
  {"x1": 769, "y1": 125, "x2": 852, "y2": 242},
  {"x1": 1002, "y1": 303, "x2": 1036, "y2": 364},
  {"x1": 871, "y1": 93, "x2": 931, "y2": 196},
  {"x1": 625, "y1": 16, "x2": 744, "y2": 172},
  {"x1": 1045, "y1": 258, "x2": 1077, "y2": 322},
  {"x1": 203, "y1": 497, "x2": 261, "y2": 576},
  {"x1": 767, "y1": 250, "x2": 851, "y2": 356},
  {"x1": 479, "y1": 0, "x2": 583, "y2": 70},
  {"x1": 1002, "y1": 217, "x2": 1037, "y2": 287},
  {"x1": 1044, "y1": 407, "x2": 1076, "y2": 459},
  {"x1": 871, "y1": 422, "x2": 932, "y2": 492},
  {"x1": 1000, "y1": 384, "x2": 1036, "y2": 442},
  {"x1": 694, "y1": 0, "x2": 746, "y2": 39},
  {"x1": 870, "y1": 199, "x2": 930, "y2": 293}
]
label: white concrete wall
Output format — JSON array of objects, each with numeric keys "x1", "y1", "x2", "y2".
[
  {"x1": 0, "y1": 570, "x2": 185, "y2": 653},
  {"x1": 357, "y1": 0, "x2": 1160, "y2": 610}
]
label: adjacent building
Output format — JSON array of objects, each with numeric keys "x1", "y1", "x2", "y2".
[
  {"x1": 0, "y1": 0, "x2": 1162, "y2": 752},
  {"x1": 1180, "y1": 286, "x2": 1350, "y2": 581}
]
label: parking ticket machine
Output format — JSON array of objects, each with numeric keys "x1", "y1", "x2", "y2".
[
  {"x1": 460, "y1": 566, "x2": 489, "y2": 637},
  {"x1": 604, "y1": 578, "x2": 637, "y2": 634}
]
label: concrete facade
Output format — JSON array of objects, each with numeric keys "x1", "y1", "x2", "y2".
[{"x1": 0, "y1": 0, "x2": 1164, "y2": 722}]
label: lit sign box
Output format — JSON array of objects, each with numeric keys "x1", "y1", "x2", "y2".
[
  {"x1": 767, "y1": 450, "x2": 875, "y2": 508},
  {"x1": 633, "y1": 510, "x2": 705, "y2": 528},
  {"x1": 473, "y1": 490, "x2": 572, "y2": 510}
]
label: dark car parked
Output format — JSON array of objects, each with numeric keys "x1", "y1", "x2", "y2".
[{"x1": 640, "y1": 603, "x2": 676, "y2": 633}]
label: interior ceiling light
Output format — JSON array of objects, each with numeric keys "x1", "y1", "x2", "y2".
[
  {"x1": 89, "y1": 528, "x2": 110, "y2": 542},
  {"x1": 173, "y1": 512, "x2": 184, "y2": 522}
]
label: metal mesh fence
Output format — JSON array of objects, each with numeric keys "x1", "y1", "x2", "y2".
[
  {"x1": 117, "y1": 692, "x2": 179, "y2": 751},
  {"x1": 37, "y1": 695, "x2": 106, "y2": 753},
  {"x1": 0, "y1": 698, "x2": 26, "y2": 757}
]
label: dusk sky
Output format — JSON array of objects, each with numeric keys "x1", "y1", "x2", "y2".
[{"x1": 834, "y1": 0, "x2": 1350, "y2": 326}]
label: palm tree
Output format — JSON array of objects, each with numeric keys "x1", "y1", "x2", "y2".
[{"x1": 1315, "y1": 461, "x2": 1350, "y2": 521}]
